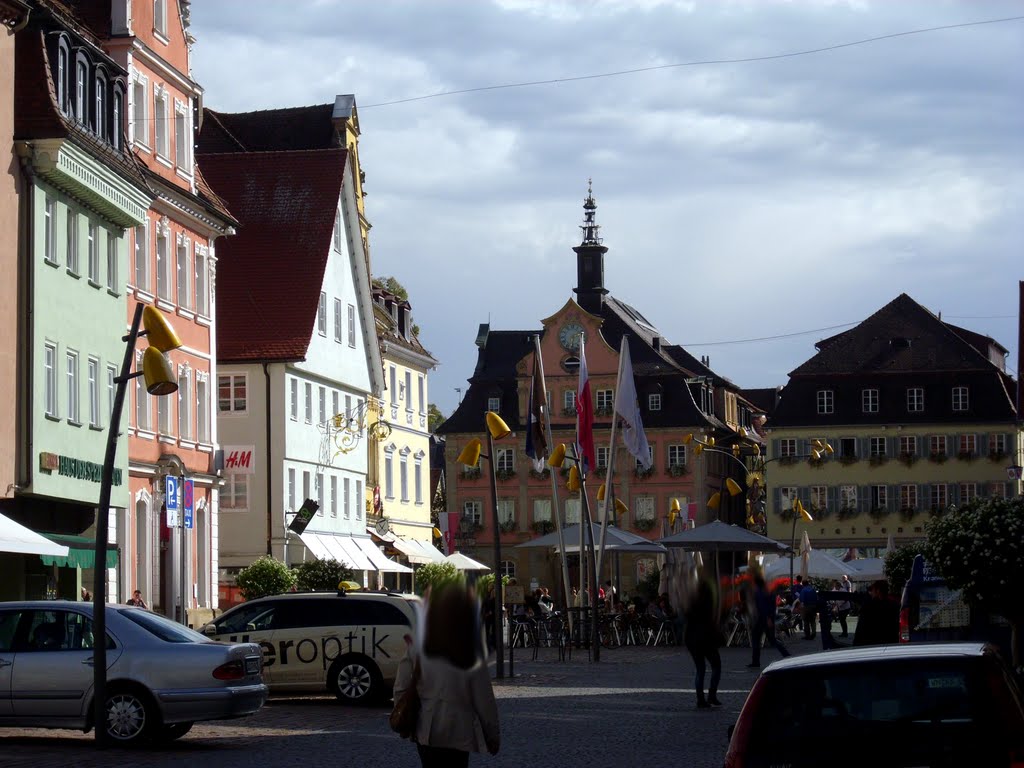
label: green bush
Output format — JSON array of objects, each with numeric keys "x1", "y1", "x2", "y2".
[
  {"x1": 292, "y1": 558, "x2": 352, "y2": 592},
  {"x1": 414, "y1": 562, "x2": 462, "y2": 596},
  {"x1": 884, "y1": 542, "x2": 926, "y2": 593},
  {"x1": 475, "y1": 573, "x2": 509, "y2": 599},
  {"x1": 235, "y1": 556, "x2": 296, "y2": 600}
]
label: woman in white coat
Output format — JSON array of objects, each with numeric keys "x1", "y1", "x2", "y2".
[{"x1": 394, "y1": 585, "x2": 500, "y2": 767}]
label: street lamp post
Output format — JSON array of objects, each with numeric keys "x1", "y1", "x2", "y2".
[
  {"x1": 92, "y1": 302, "x2": 181, "y2": 746},
  {"x1": 456, "y1": 411, "x2": 511, "y2": 679}
]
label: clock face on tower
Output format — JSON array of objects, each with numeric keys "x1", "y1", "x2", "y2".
[{"x1": 559, "y1": 322, "x2": 584, "y2": 351}]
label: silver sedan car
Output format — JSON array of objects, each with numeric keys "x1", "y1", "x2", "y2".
[{"x1": 0, "y1": 600, "x2": 267, "y2": 745}]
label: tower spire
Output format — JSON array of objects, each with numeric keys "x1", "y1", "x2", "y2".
[
  {"x1": 580, "y1": 178, "x2": 602, "y2": 246},
  {"x1": 572, "y1": 180, "x2": 609, "y2": 314}
]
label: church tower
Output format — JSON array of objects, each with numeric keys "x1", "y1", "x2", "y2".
[{"x1": 572, "y1": 180, "x2": 609, "y2": 315}]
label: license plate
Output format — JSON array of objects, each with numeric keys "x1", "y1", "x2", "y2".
[{"x1": 245, "y1": 656, "x2": 261, "y2": 675}]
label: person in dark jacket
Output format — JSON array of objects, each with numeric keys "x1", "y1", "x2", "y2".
[
  {"x1": 749, "y1": 575, "x2": 791, "y2": 667},
  {"x1": 853, "y1": 580, "x2": 900, "y2": 646},
  {"x1": 684, "y1": 573, "x2": 723, "y2": 709}
]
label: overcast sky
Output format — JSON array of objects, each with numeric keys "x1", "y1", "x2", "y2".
[{"x1": 189, "y1": 1, "x2": 1024, "y2": 417}]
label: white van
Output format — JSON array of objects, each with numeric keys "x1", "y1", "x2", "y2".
[{"x1": 203, "y1": 591, "x2": 418, "y2": 704}]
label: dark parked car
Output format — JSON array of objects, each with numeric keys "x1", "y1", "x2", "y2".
[{"x1": 724, "y1": 643, "x2": 1024, "y2": 768}]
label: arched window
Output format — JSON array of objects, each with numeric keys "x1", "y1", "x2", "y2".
[
  {"x1": 56, "y1": 43, "x2": 69, "y2": 114},
  {"x1": 111, "y1": 84, "x2": 124, "y2": 149},
  {"x1": 94, "y1": 72, "x2": 107, "y2": 138},
  {"x1": 75, "y1": 58, "x2": 88, "y2": 124}
]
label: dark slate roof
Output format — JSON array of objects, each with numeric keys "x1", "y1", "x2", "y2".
[
  {"x1": 198, "y1": 105, "x2": 339, "y2": 155},
  {"x1": 372, "y1": 286, "x2": 436, "y2": 363},
  {"x1": 741, "y1": 387, "x2": 782, "y2": 416},
  {"x1": 197, "y1": 148, "x2": 347, "y2": 363}
]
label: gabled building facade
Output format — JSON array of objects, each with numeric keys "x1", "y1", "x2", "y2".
[
  {"x1": 197, "y1": 98, "x2": 404, "y2": 598},
  {"x1": 766, "y1": 293, "x2": 1021, "y2": 553},
  {"x1": 438, "y1": 187, "x2": 756, "y2": 599},
  {"x1": 5, "y1": 0, "x2": 153, "y2": 601}
]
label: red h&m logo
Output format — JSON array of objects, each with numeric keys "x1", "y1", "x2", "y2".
[{"x1": 223, "y1": 447, "x2": 255, "y2": 475}]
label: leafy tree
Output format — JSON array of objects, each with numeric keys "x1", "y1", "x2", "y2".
[
  {"x1": 924, "y1": 497, "x2": 1024, "y2": 668},
  {"x1": 414, "y1": 561, "x2": 462, "y2": 596},
  {"x1": 372, "y1": 275, "x2": 409, "y2": 301},
  {"x1": 475, "y1": 573, "x2": 509, "y2": 600},
  {"x1": 236, "y1": 556, "x2": 297, "y2": 601},
  {"x1": 428, "y1": 403, "x2": 446, "y2": 431},
  {"x1": 292, "y1": 558, "x2": 353, "y2": 592},
  {"x1": 884, "y1": 542, "x2": 927, "y2": 594}
]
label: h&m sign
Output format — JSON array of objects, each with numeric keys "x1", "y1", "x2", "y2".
[{"x1": 222, "y1": 446, "x2": 255, "y2": 475}]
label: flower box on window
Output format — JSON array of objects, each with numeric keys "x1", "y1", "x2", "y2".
[
  {"x1": 592, "y1": 466, "x2": 608, "y2": 479},
  {"x1": 778, "y1": 456, "x2": 798, "y2": 466},
  {"x1": 988, "y1": 449, "x2": 1008, "y2": 463},
  {"x1": 499, "y1": 518, "x2": 518, "y2": 533},
  {"x1": 899, "y1": 507, "x2": 917, "y2": 522},
  {"x1": 956, "y1": 450, "x2": 976, "y2": 463},
  {"x1": 837, "y1": 505, "x2": 860, "y2": 520},
  {"x1": 776, "y1": 508, "x2": 797, "y2": 522},
  {"x1": 634, "y1": 466, "x2": 655, "y2": 480},
  {"x1": 494, "y1": 468, "x2": 517, "y2": 481},
  {"x1": 666, "y1": 464, "x2": 688, "y2": 477},
  {"x1": 928, "y1": 452, "x2": 948, "y2": 464},
  {"x1": 561, "y1": 406, "x2": 577, "y2": 417},
  {"x1": 594, "y1": 406, "x2": 613, "y2": 417},
  {"x1": 528, "y1": 468, "x2": 551, "y2": 481},
  {"x1": 460, "y1": 467, "x2": 482, "y2": 480},
  {"x1": 810, "y1": 505, "x2": 830, "y2": 520},
  {"x1": 632, "y1": 516, "x2": 656, "y2": 532},
  {"x1": 869, "y1": 455, "x2": 888, "y2": 467},
  {"x1": 460, "y1": 518, "x2": 484, "y2": 533},
  {"x1": 869, "y1": 506, "x2": 888, "y2": 522},
  {"x1": 898, "y1": 452, "x2": 918, "y2": 467},
  {"x1": 808, "y1": 456, "x2": 825, "y2": 469},
  {"x1": 531, "y1": 519, "x2": 554, "y2": 535},
  {"x1": 928, "y1": 505, "x2": 949, "y2": 518},
  {"x1": 838, "y1": 455, "x2": 860, "y2": 466}
]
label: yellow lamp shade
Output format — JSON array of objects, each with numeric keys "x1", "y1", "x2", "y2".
[
  {"x1": 485, "y1": 411, "x2": 511, "y2": 440},
  {"x1": 754, "y1": 444, "x2": 761, "y2": 457},
  {"x1": 707, "y1": 492, "x2": 721, "y2": 511},
  {"x1": 432, "y1": 527, "x2": 442, "y2": 539},
  {"x1": 597, "y1": 483, "x2": 606, "y2": 501},
  {"x1": 142, "y1": 347, "x2": 177, "y2": 396},
  {"x1": 142, "y1": 305, "x2": 182, "y2": 352},
  {"x1": 670, "y1": 498, "x2": 681, "y2": 513},
  {"x1": 747, "y1": 516, "x2": 756, "y2": 526},
  {"x1": 726, "y1": 477, "x2": 743, "y2": 496},
  {"x1": 567, "y1": 465, "x2": 581, "y2": 492},
  {"x1": 682, "y1": 433, "x2": 694, "y2": 445},
  {"x1": 694, "y1": 443, "x2": 703, "y2": 457},
  {"x1": 707, "y1": 436, "x2": 715, "y2": 447},
  {"x1": 614, "y1": 498, "x2": 628, "y2": 516},
  {"x1": 548, "y1": 443, "x2": 567, "y2": 468},
  {"x1": 456, "y1": 438, "x2": 482, "y2": 467},
  {"x1": 337, "y1": 580, "x2": 362, "y2": 592},
  {"x1": 799, "y1": 501, "x2": 814, "y2": 523},
  {"x1": 732, "y1": 444, "x2": 741, "y2": 456}
]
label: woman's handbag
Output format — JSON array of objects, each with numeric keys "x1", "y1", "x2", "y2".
[{"x1": 389, "y1": 659, "x2": 421, "y2": 739}]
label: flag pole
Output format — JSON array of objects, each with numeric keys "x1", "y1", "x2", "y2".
[
  {"x1": 534, "y1": 334, "x2": 573, "y2": 630},
  {"x1": 595, "y1": 337, "x2": 626, "y2": 582}
]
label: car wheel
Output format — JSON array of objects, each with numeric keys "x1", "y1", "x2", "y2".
[
  {"x1": 157, "y1": 722, "x2": 194, "y2": 742},
  {"x1": 329, "y1": 655, "x2": 382, "y2": 705},
  {"x1": 105, "y1": 686, "x2": 158, "y2": 745}
]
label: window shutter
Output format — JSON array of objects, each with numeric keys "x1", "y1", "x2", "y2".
[
  {"x1": 978, "y1": 482, "x2": 989, "y2": 499},
  {"x1": 886, "y1": 436, "x2": 896, "y2": 457},
  {"x1": 773, "y1": 487, "x2": 781, "y2": 515},
  {"x1": 771, "y1": 439, "x2": 780, "y2": 459},
  {"x1": 950, "y1": 483, "x2": 960, "y2": 506},
  {"x1": 859, "y1": 485, "x2": 870, "y2": 513},
  {"x1": 798, "y1": 486, "x2": 810, "y2": 505},
  {"x1": 920, "y1": 483, "x2": 929, "y2": 511},
  {"x1": 827, "y1": 486, "x2": 837, "y2": 513},
  {"x1": 951, "y1": 433, "x2": 960, "y2": 455},
  {"x1": 797, "y1": 438, "x2": 808, "y2": 457},
  {"x1": 980, "y1": 432, "x2": 989, "y2": 455}
]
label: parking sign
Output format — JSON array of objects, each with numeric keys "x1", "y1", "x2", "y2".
[
  {"x1": 183, "y1": 479, "x2": 194, "y2": 529},
  {"x1": 165, "y1": 475, "x2": 179, "y2": 527}
]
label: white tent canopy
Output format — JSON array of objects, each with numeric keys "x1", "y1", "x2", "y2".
[
  {"x1": 762, "y1": 550, "x2": 850, "y2": 581},
  {"x1": 0, "y1": 513, "x2": 69, "y2": 557},
  {"x1": 844, "y1": 557, "x2": 885, "y2": 582},
  {"x1": 445, "y1": 552, "x2": 491, "y2": 572}
]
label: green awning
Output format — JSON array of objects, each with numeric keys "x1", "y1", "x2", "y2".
[{"x1": 39, "y1": 533, "x2": 118, "y2": 569}]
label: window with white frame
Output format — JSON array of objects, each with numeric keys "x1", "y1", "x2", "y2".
[
  {"x1": 496, "y1": 448, "x2": 515, "y2": 474},
  {"x1": 333, "y1": 299, "x2": 342, "y2": 343},
  {"x1": 400, "y1": 454, "x2": 409, "y2": 502},
  {"x1": 412, "y1": 460, "x2": 422, "y2": 504},
  {"x1": 131, "y1": 76, "x2": 147, "y2": 146},
  {"x1": 154, "y1": 87, "x2": 168, "y2": 157},
  {"x1": 596, "y1": 389, "x2": 613, "y2": 412},
  {"x1": 177, "y1": 367, "x2": 191, "y2": 439},
  {"x1": 304, "y1": 382, "x2": 312, "y2": 423},
  {"x1": 153, "y1": 0, "x2": 167, "y2": 36},
  {"x1": 176, "y1": 236, "x2": 190, "y2": 308},
  {"x1": 112, "y1": 88, "x2": 123, "y2": 150},
  {"x1": 343, "y1": 477, "x2": 350, "y2": 518},
  {"x1": 302, "y1": 471, "x2": 310, "y2": 502},
  {"x1": 958, "y1": 434, "x2": 976, "y2": 457},
  {"x1": 329, "y1": 477, "x2": 337, "y2": 517},
  {"x1": 952, "y1": 386, "x2": 968, "y2": 412},
  {"x1": 57, "y1": 46, "x2": 67, "y2": 114},
  {"x1": 404, "y1": 371, "x2": 412, "y2": 409},
  {"x1": 959, "y1": 483, "x2": 977, "y2": 505},
  {"x1": 287, "y1": 468, "x2": 296, "y2": 512},
  {"x1": 333, "y1": 209, "x2": 342, "y2": 252},
  {"x1": 463, "y1": 500, "x2": 483, "y2": 527},
  {"x1": 497, "y1": 498, "x2": 515, "y2": 527},
  {"x1": 900, "y1": 435, "x2": 917, "y2": 458},
  {"x1": 634, "y1": 496, "x2": 656, "y2": 523},
  {"x1": 565, "y1": 498, "x2": 581, "y2": 525},
  {"x1": 900, "y1": 484, "x2": 918, "y2": 511},
  {"x1": 75, "y1": 60, "x2": 86, "y2": 123},
  {"x1": 418, "y1": 376, "x2": 425, "y2": 414},
  {"x1": 134, "y1": 222, "x2": 149, "y2": 291},
  {"x1": 196, "y1": 373, "x2": 210, "y2": 443},
  {"x1": 500, "y1": 560, "x2": 516, "y2": 579},
  {"x1": 907, "y1": 387, "x2": 924, "y2": 413},
  {"x1": 389, "y1": 367, "x2": 396, "y2": 403},
  {"x1": 174, "y1": 103, "x2": 191, "y2": 172},
  {"x1": 66, "y1": 209, "x2": 79, "y2": 274},
  {"x1": 991, "y1": 433, "x2": 1008, "y2": 456},
  {"x1": 347, "y1": 304, "x2": 355, "y2": 346},
  {"x1": 871, "y1": 485, "x2": 888, "y2": 511},
  {"x1": 332, "y1": 391, "x2": 339, "y2": 421},
  {"x1": 816, "y1": 389, "x2": 834, "y2": 415},
  {"x1": 355, "y1": 480, "x2": 363, "y2": 519},
  {"x1": 44, "y1": 197, "x2": 56, "y2": 264},
  {"x1": 839, "y1": 485, "x2": 858, "y2": 511},
  {"x1": 991, "y1": 482, "x2": 1007, "y2": 499},
  {"x1": 533, "y1": 499, "x2": 551, "y2": 522},
  {"x1": 596, "y1": 445, "x2": 609, "y2": 469},
  {"x1": 157, "y1": 390, "x2": 170, "y2": 436},
  {"x1": 87, "y1": 222, "x2": 98, "y2": 283},
  {"x1": 106, "y1": 233, "x2": 118, "y2": 293},
  {"x1": 194, "y1": 245, "x2": 209, "y2": 316},
  {"x1": 668, "y1": 444, "x2": 686, "y2": 468},
  {"x1": 384, "y1": 453, "x2": 394, "y2": 499},
  {"x1": 156, "y1": 224, "x2": 170, "y2": 300},
  {"x1": 648, "y1": 393, "x2": 661, "y2": 411},
  {"x1": 316, "y1": 472, "x2": 324, "y2": 514},
  {"x1": 94, "y1": 74, "x2": 105, "y2": 137},
  {"x1": 344, "y1": 394, "x2": 352, "y2": 420},
  {"x1": 862, "y1": 388, "x2": 878, "y2": 413},
  {"x1": 810, "y1": 486, "x2": 827, "y2": 512},
  {"x1": 779, "y1": 438, "x2": 797, "y2": 458},
  {"x1": 930, "y1": 483, "x2": 948, "y2": 511},
  {"x1": 563, "y1": 390, "x2": 575, "y2": 414},
  {"x1": 487, "y1": 396, "x2": 500, "y2": 413},
  {"x1": 779, "y1": 486, "x2": 797, "y2": 512},
  {"x1": 929, "y1": 435, "x2": 947, "y2": 458},
  {"x1": 218, "y1": 374, "x2": 246, "y2": 413},
  {"x1": 288, "y1": 378, "x2": 297, "y2": 420},
  {"x1": 317, "y1": 292, "x2": 327, "y2": 335},
  {"x1": 634, "y1": 444, "x2": 654, "y2": 469},
  {"x1": 869, "y1": 437, "x2": 886, "y2": 458},
  {"x1": 106, "y1": 365, "x2": 116, "y2": 427},
  {"x1": 221, "y1": 476, "x2": 249, "y2": 510},
  {"x1": 43, "y1": 343, "x2": 57, "y2": 417},
  {"x1": 65, "y1": 350, "x2": 79, "y2": 424},
  {"x1": 318, "y1": 386, "x2": 326, "y2": 425},
  {"x1": 87, "y1": 358, "x2": 100, "y2": 427}
]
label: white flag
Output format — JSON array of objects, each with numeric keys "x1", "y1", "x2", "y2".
[{"x1": 614, "y1": 340, "x2": 651, "y2": 470}]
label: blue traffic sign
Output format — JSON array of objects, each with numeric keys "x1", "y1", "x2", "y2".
[
  {"x1": 183, "y1": 479, "x2": 194, "y2": 530},
  {"x1": 165, "y1": 476, "x2": 179, "y2": 511}
]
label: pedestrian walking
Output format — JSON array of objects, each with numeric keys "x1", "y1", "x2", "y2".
[
  {"x1": 683, "y1": 571, "x2": 724, "y2": 709},
  {"x1": 126, "y1": 589, "x2": 148, "y2": 608},
  {"x1": 748, "y1": 575, "x2": 790, "y2": 668},
  {"x1": 799, "y1": 580, "x2": 818, "y2": 640},
  {"x1": 393, "y1": 584, "x2": 500, "y2": 767},
  {"x1": 835, "y1": 575, "x2": 853, "y2": 637}
]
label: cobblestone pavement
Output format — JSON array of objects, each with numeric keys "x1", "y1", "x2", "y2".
[{"x1": 0, "y1": 634, "x2": 828, "y2": 768}]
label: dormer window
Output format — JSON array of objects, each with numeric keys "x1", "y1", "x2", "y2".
[
  {"x1": 75, "y1": 60, "x2": 87, "y2": 124},
  {"x1": 111, "y1": 86, "x2": 124, "y2": 149},
  {"x1": 952, "y1": 386, "x2": 968, "y2": 412},
  {"x1": 154, "y1": 0, "x2": 167, "y2": 38},
  {"x1": 648, "y1": 393, "x2": 662, "y2": 411},
  {"x1": 94, "y1": 73, "x2": 106, "y2": 138},
  {"x1": 57, "y1": 44, "x2": 69, "y2": 114}
]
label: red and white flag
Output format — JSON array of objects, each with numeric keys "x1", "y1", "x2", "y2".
[{"x1": 575, "y1": 334, "x2": 596, "y2": 474}]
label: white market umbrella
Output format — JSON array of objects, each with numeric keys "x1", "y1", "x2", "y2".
[
  {"x1": 445, "y1": 551, "x2": 491, "y2": 572},
  {"x1": 845, "y1": 557, "x2": 885, "y2": 582},
  {"x1": 799, "y1": 530, "x2": 812, "y2": 582},
  {"x1": 0, "y1": 512, "x2": 69, "y2": 557},
  {"x1": 764, "y1": 548, "x2": 850, "y2": 582}
]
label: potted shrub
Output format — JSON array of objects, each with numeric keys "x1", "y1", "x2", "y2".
[
  {"x1": 898, "y1": 452, "x2": 918, "y2": 467},
  {"x1": 667, "y1": 463, "x2": 688, "y2": 477},
  {"x1": 634, "y1": 465, "x2": 655, "y2": 480},
  {"x1": 928, "y1": 451, "x2": 948, "y2": 464},
  {"x1": 460, "y1": 466, "x2": 482, "y2": 480},
  {"x1": 531, "y1": 519, "x2": 554, "y2": 535},
  {"x1": 633, "y1": 516, "x2": 656, "y2": 532},
  {"x1": 528, "y1": 467, "x2": 550, "y2": 480}
]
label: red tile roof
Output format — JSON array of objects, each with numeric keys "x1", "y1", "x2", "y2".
[{"x1": 197, "y1": 148, "x2": 348, "y2": 363}]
